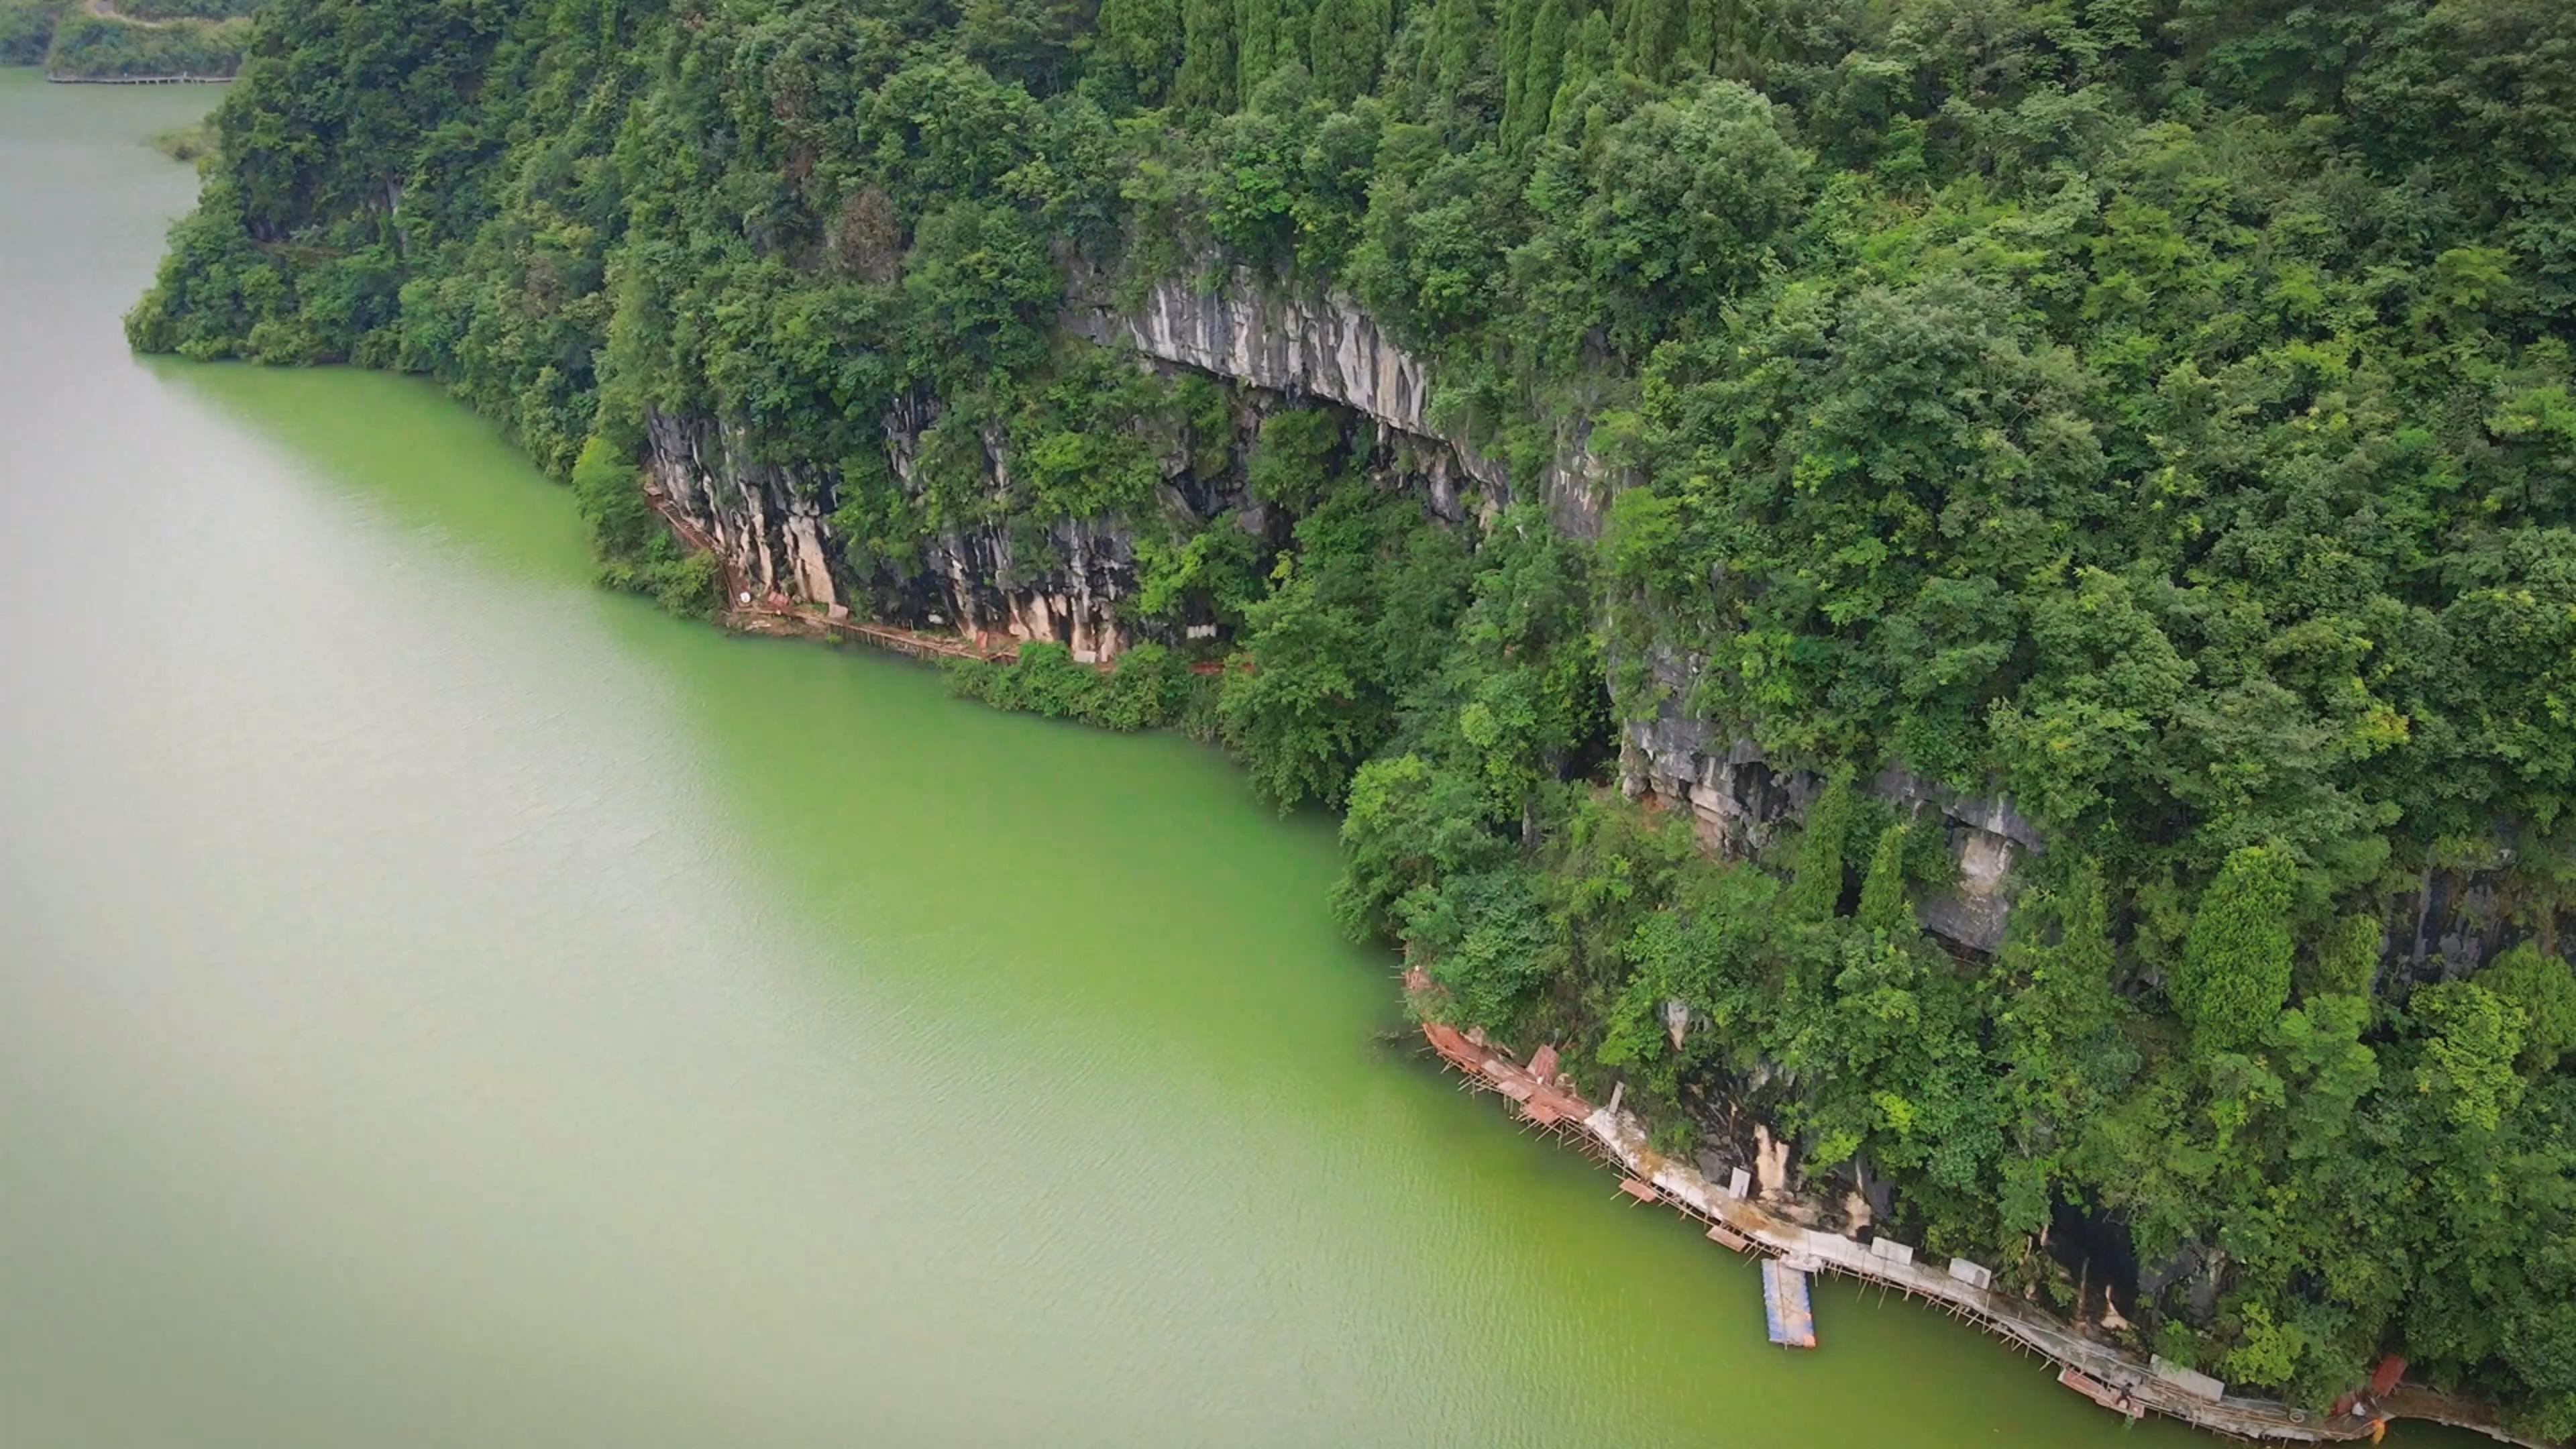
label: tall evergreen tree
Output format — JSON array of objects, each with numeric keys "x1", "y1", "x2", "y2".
[
  {"x1": 1500, "y1": 0, "x2": 1535, "y2": 142},
  {"x1": 1680, "y1": 0, "x2": 1756, "y2": 76},
  {"x1": 1507, "y1": 0, "x2": 1569, "y2": 150},
  {"x1": 1993, "y1": 861, "x2": 2129, "y2": 1236},
  {"x1": 1309, "y1": 0, "x2": 1389, "y2": 103},
  {"x1": 1786, "y1": 770, "x2": 1856, "y2": 922},
  {"x1": 1411, "y1": 0, "x2": 1484, "y2": 99},
  {"x1": 1857, "y1": 820, "x2": 1913, "y2": 936},
  {"x1": 2172, "y1": 846, "x2": 2297, "y2": 1048},
  {"x1": 1235, "y1": 0, "x2": 1288, "y2": 103},
  {"x1": 1616, "y1": 0, "x2": 1678, "y2": 80},
  {"x1": 1175, "y1": 0, "x2": 1237, "y2": 110},
  {"x1": 1546, "y1": 9, "x2": 1612, "y2": 133},
  {"x1": 1093, "y1": 0, "x2": 1185, "y2": 106}
]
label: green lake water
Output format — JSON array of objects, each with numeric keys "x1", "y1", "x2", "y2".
[{"x1": 0, "y1": 71, "x2": 2464, "y2": 1448}]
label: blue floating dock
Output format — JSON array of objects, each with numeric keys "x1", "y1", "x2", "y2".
[{"x1": 1762, "y1": 1258, "x2": 1817, "y2": 1348}]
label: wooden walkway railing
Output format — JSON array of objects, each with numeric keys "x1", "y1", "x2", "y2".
[
  {"x1": 781, "y1": 612, "x2": 1017, "y2": 665},
  {"x1": 44, "y1": 72, "x2": 229, "y2": 83},
  {"x1": 1415, "y1": 1017, "x2": 2551, "y2": 1449},
  {"x1": 643, "y1": 489, "x2": 1018, "y2": 665}
]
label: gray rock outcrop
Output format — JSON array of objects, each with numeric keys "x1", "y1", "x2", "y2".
[
  {"x1": 1615, "y1": 641, "x2": 2039, "y2": 955},
  {"x1": 1063, "y1": 266, "x2": 1617, "y2": 536}
]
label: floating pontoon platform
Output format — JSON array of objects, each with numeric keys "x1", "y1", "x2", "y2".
[{"x1": 1762, "y1": 1258, "x2": 1817, "y2": 1348}]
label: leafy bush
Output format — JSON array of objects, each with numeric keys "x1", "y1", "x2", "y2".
[{"x1": 946, "y1": 641, "x2": 1211, "y2": 733}]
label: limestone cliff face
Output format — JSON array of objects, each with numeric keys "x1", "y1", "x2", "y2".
[
  {"x1": 2390, "y1": 861, "x2": 2536, "y2": 989},
  {"x1": 1616, "y1": 641, "x2": 2041, "y2": 956},
  {"x1": 645, "y1": 411, "x2": 844, "y2": 610},
  {"x1": 649, "y1": 270, "x2": 1552, "y2": 659},
  {"x1": 879, "y1": 393, "x2": 1147, "y2": 659},
  {"x1": 1064, "y1": 267, "x2": 1618, "y2": 537},
  {"x1": 1615, "y1": 641, "x2": 2544, "y2": 974},
  {"x1": 652, "y1": 273, "x2": 2068, "y2": 952},
  {"x1": 647, "y1": 400, "x2": 1157, "y2": 659},
  {"x1": 655, "y1": 265, "x2": 1627, "y2": 637},
  {"x1": 1069, "y1": 269, "x2": 1442, "y2": 462}
]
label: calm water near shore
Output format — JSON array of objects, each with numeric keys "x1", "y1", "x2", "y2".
[{"x1": 0, "y1": 70, "x2": 2469, "y2": 1448}]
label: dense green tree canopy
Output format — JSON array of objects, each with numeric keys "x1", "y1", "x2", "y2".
[{"x1": 5, "y1": 0, "x2": 250, "y2": 75}]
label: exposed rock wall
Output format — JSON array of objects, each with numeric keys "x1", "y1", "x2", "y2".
[
  {"x1": 1064, "y1": 266, "x2": 1617, "y2": 537},
  {"x1": 890, "y1": 402, "x2": 1146, "y2": 661},
  {"x1": 2385, "y1": 861, "x2": 2560, "y2": 990},
  {"x1": 645, "y1": 411, "x2": 843, "y2": 609},
  {"x1": 1615, "y1": 642, "x2": 2041, "y2": 955},
  {"x1": 653, "y1": 279, "x2": 2553, "y2": 976},
  {"x1": 653, "y1": 267, "x2": 1631, "y2": 659},
  {"x1": 650, "y1": 400, "x2": 1157, "y2": 659},
  {"x1": 1070, "y1": 268, "x2": 1442, "y2": 460},
  {"x1": 1615, "y1": 640, "x2": 2550, "y2": 972},
  {"x1": 649, "y1": 356, "x2": 1460, "y2": 663}
]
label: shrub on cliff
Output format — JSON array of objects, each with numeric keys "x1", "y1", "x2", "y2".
[
  {"x1": 2479, "y1": 945, "x2": 2576, "y2": 1076},
  {"x1": 1332, "y1": 753, "x2": 1507, "y2": 938},
  {"x1": 571, "y1": 438, "x2": 656, "y2": 562},
  {"x1": 945, "y1": 641, "x2": 1209, "y2": 733}
]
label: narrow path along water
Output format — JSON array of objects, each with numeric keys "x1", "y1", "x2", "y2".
[{"x1": 0, "y1": 72, "x2": 2483, "y2": 1449}]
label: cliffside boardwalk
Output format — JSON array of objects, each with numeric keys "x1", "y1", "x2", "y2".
[
  {"x1": 1412, "y1": 1008, "x2": 2546, "y2": 1449},
  {"x1": 643, "y1": 489, "x2": 1016, "y2": 665}
]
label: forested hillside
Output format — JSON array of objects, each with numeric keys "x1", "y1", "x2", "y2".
[
  {"x1": 1, "y1": 0, "x2": 254, "y2": 78},
  {"x1": 128, "y1": 0, "x2": 2576, "y2": 1433}
]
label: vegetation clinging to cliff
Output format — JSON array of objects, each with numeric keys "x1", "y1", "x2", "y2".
[{"x1": 125, "y1": 0, "x2": 2576, "y2": 1431}]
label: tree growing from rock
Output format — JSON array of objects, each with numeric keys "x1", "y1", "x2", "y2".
[{"x1": 2173, "y1": 846, "x2": 2296, "y2": 1048}]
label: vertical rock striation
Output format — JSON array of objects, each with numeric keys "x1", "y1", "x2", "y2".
[
  {"x1": 1063, "y1": 267, "x2": 1618, "y2": 536},
  {"x1": 645, "y1": 411, "x2": 843, "y2": 608},
  {"x1": 1615, "y1": 641, "x2": 2041, "y2": 955}
]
